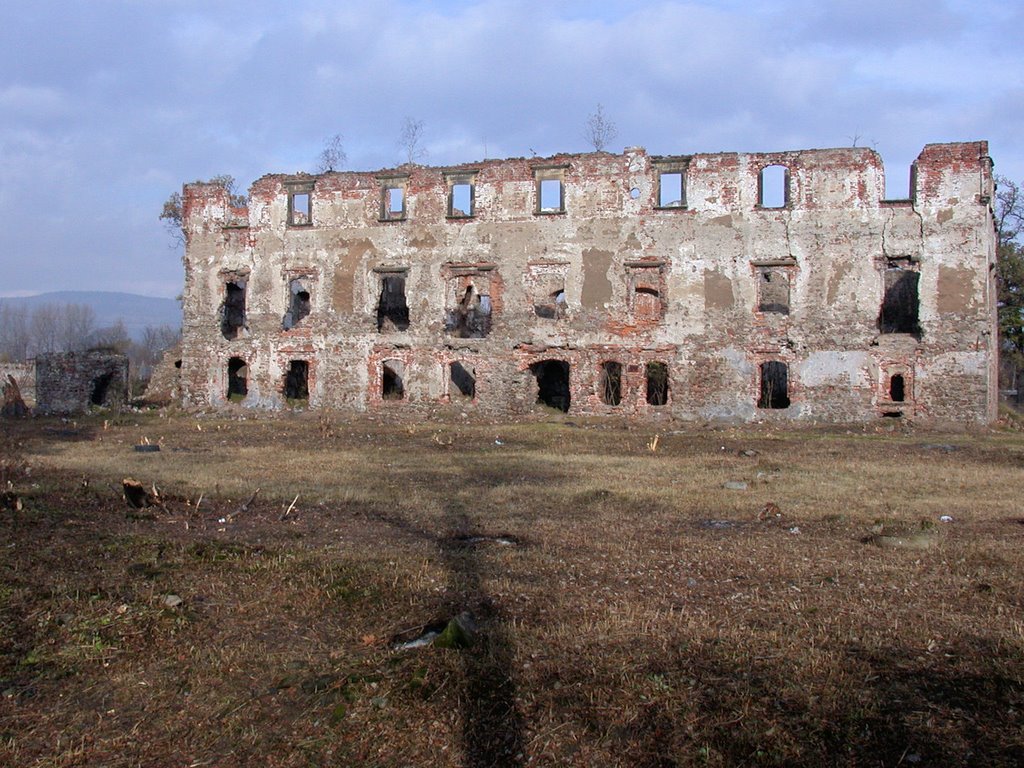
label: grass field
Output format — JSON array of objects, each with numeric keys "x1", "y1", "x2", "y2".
[{"x1": 1, "y1": 411, "x2": 1023, "y2": 766}]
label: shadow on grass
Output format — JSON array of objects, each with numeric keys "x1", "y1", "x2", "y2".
[
  {"x1": 531, "y1": 636, "x2": 1024, "y2": 766},
  {"x1": 355, "y1": 495, "x2": 528, "y2": 764},
  {"x1": 439, "y1": 505, "x2": 525, "y2": 767}
]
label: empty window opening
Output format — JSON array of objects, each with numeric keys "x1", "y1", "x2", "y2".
[
  {"x1": 449, "y1": 182, "x2": 473, "y2": 217},
  {"x1": 227, "y1": 357, "x2": 248, "y2": 402},
  {"x1": 599, "y1": 361, "x2": 623, "y2": 406},
  {"x1": 658, "y1": 172, "x2": 684, "y2": 207},
  {"x1": 221, "y1": 280, "x2": 246, "y2": 340},
  {"x1": 382, "y1": 360, "x2": 405, "y2": 400},
  {"x1": 879, "y1": 263, "x2": 921, "y2": 336},
  {"x1": 540, "y1": 179, "x2": 562, "y2": 212},
  {"x1": 382, "y1": 185, "x2": 406, "y2": 220},
  {"x1": 759, "y1": 164, "x2": 788, "y2": 208},
  {"x1": 758, "y1": 361, "x2": 790, "y2": 409},
  {"x1": 289, "y1": 192, "x2": 311, "y2": 226},
  {"x1": 531, "y1": 359, "x2": 571, "y2": 412},
  {"x1": 284, "y1": 360, "x2": 309, "y2": 403},
  {"x1": 450, "y1": 362, "x2": 476, "y2": 399},
  {"x1": 282, "y1": 278, "x2": 312, "y2": 329},
  {"x1": 882, "y1": 410, "x2": 903, "y2": 418},
  {"x1": 534, "y1": 288, "x2": 566, "y2": 319},
  {"x1": 377, "y1": 274, "x2": 410, "y2": 331},
  {"x1": 90, "y1": 373, "x2": 114, "y2": 406},
  {"x1": 883, "y1": 159, "x2": 914, "y2": 201},
  {"x1": 758, "y1": 268, "x2": 790, "y2": 314},
  {"x1": 446, "y1": 285, "x2": 492, "y2": 338},
  {"x1": 646, "y1": 362, "x2": 670, "y2": 406},
  {"x1": 889, "y1": 374, "x2": 905, "y2": 402},
  {"x1": 532, "y1": 178, "x2": 565, "y2": 217}
]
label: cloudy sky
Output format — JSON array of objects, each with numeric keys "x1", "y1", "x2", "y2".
[{"x1": 1, "y1": 0, "x2": 1021, "y2": 299}]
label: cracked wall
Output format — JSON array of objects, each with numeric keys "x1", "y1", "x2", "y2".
[{"x1": 179, "y1": 142, "x2": 997, "y2": 423}]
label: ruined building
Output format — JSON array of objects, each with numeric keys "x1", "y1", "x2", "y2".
[
  {"x1": 35, "y1": 351, "x2": 129, "y2": 415},
  {"x1": 179, "y1": 141, "x2": 997, "y2": 423}
]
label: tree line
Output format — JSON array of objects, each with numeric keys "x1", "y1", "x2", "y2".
[
  {"x1": 0, "y1": 301, "x2": 180, "y2": 386},
  {"x1": 997, "y1": 175, "x2": 1024, "y2": 397}
]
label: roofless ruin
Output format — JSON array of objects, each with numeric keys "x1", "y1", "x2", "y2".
[{"x1": 179, "y1": 142, "x2": 997, "y2": 423}]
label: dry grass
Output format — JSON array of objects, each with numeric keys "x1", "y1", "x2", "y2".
[{"x1": 1, "y1": 411, "x2": 1023, "y2": 766}]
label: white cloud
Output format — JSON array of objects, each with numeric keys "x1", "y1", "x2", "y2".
[
  {"x1": 0, "y1": 85, "x2": 69, "y2": 118},
  {"x1": 0, "y1": 0, "x2": 1020, "y2": 296}
]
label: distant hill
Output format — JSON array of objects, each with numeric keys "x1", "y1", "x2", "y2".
[{"x1": 0, "y1": 291, "x2": 181, "y2": 341}]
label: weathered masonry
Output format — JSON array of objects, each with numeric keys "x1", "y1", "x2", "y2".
[
  {"x1": 179, "y1": 142, "x2": 997, "y2": 423},
  {"x1": 35, "y1": 351, "x2": 129, "y2": 415}
]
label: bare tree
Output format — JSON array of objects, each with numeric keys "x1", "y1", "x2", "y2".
[
  {"x1": 130, "y1": 324, "x2": 182, "y2": 384},
  {"x1": 160, "y1": 175, "x2": 245, "y2": 248},
  {"x1": 89, "y1": 320, "x2": 131, "y2": 353},
  {"x1": 0, "y1": 304, "x2": 30, "y2": 362},
  {"x1": 58, "y1": 304, "x2": 96, "y2": 353},
  {"x1": 398, "y1": 117, "x2": 427, "y2": 166},
  {"x1": 30, "y1": 304, "x2": 61, "y2": 356},
  {"x1": 316, "y1": 134, "x2": 347, "y2": 173},
  {"x1": 584, "y1": 103, "x2": 618, "y2": 152}
]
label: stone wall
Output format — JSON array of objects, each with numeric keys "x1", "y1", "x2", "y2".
[
  {"x1": 179, "y1": 142, "x2": 998, "y2": 424},
  {"x1": 140, "y1": 345, "x2": 182, "y2": 406},
  {"x1": 35, "y1": 351, "x2": 129, "y2": 415}
]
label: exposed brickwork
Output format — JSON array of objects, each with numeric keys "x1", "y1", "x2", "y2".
[
  {"x1": 179, "y1": 142, "x2": 997, "y2": 423},
  {"x1": 35, "y1": 351, "x2": 129, "y2": 415}
]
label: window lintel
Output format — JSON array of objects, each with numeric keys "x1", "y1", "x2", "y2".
[{"x1": 531, "y1": 163, "x2": 570, "y2": 173}]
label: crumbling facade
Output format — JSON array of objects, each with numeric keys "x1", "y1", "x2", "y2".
[
  {"x1": 179, "y1": 142, "x2": 997, "y2": 423},
  {"x1": 35, "y1": 351, "x2": 129, "y2": 415}
]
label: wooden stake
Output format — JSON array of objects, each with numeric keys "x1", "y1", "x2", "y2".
[{"x1": 280, "y1": 494, "x2": 299, "y2": 520}]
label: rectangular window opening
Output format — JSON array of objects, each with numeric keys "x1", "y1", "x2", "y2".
[
  {"x1": 446, "y1": 284, "x2": 492, "y2": 338},
  {"x1": 889, "y1": 373, "x2": 906, "y2": 402},
  {"x1": 599, "y1": 361, "x2": 623, "y2": 406},
  {"x1": 758, "y1": 361, "x2": 790, "y2": 409},
  {"x1": 539, "y1": 179, "x2": 562, "y2": 212},
  {"x1": 449, "y1": 182, "x2": 473, "y2": 218},
  {"x1": 645, "y1": 362, "x2": 669, "y2": 406},
  {"x1": 658, "y1": 172, "x2": 684, "y2": 208},
  {"x1": 221, "y1": 280, "x2": 246, "y2": 339},
  {"x1": 879, "y1": 260, "x2": 921, "y2": 336},
  {"x1": 449, "y1": 362, "x2": 476, "y2": 399},
  {"x1": 758, "y1": 268, "x2": 790, "y2": 315},
  {"x1": 282, "y1": 278, "x2": 312, "y2": 329},
  {"x1": 759, "y1": 164, "x2": 788, "y2": 209},
  {"x1": 289, "y1": 192, "x2": 311, "y2": 226},
  {"x1": 284, "y1": 360, "x2": 309, "y2": 404},
  {"x1": 382, "y1": 360, "x2": 405, "y2": 400},
  {"x1": 534, "y1": 287, "x2": 566, "y2": 319},
  {"x1": 377, "y1": 274, "x2": 410, "y2": 332},
  {"x1": 380, "y1": 180, "x2": 408, "y2": 221}
]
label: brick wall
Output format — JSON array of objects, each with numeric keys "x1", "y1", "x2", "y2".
[{"x1": 178, "y1": 142, "x2": 997, "y2": 424}]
